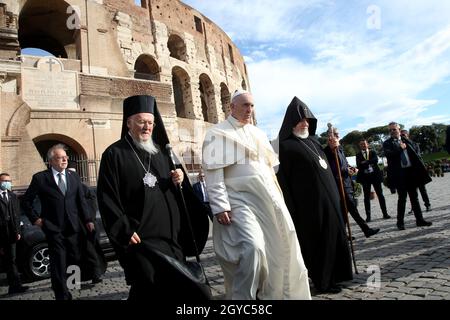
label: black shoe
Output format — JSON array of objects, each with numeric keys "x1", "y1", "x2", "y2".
[
  {"x1": 92, "y1": 275, "x2": 103, "y2": 284},
  {"x1": 407, "y1": 210, "x2": 413, "y2": 215},
  {"x1": 425, "y1": 206, "x2": 431, "y2": 212},
  {"x1": 364, "y1": 228, "x2": 380, "y2": 238},
  {"x1": 8, "y1": 285, "x2": 29, "y2": 295},
  {"x1": 416, "y1": 220, "x2": 432, "y2": 227},
  {"x1": 347, "y1": 236, "x2": 355, "y2": 241},
  {"x1": 319, "y1": 285, "x2": 342, "y2": 294},
  {"x1": 397, "y1": 223, "x2": 405, "y2": 230},
  {"x1": 383, "y1": 214, "x2": 391, "y2": 219}
]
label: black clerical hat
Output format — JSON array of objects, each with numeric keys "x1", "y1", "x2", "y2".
[
  {"x1": 121, "y1": 95, "x2": 170, "y2": 150},
  {"x1": 278, "y1": 96, "x2": 318, "y2": 141}
]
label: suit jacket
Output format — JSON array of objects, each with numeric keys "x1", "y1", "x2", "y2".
[
  {"x1": 22, "y1": 169, "x2": 91, "y2": 233},
  {"x1": 324, "y1": 145, "x2": 354, "y2": 193},
  {"x1": 356, "y1": 149, "x2": 383, "y2": 184},
  {"x1": 0, "y1": 190, "x2": 21, "y2": 245},
  {"x1": 383, "y1": 137, "x2": 431, "y2": 189},
  {"x1": 193, "y1": 182, "x2": 206, "y2": 203}
]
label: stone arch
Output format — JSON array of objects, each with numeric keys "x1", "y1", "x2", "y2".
[
  {"x1": 241, "y1": 78, "x2": 247, "y2": 90},
  {"x1": 168, "y1": 34, "x2": 187, "y2": 62},
  {"x1": 6, "y1": 103, "x2": 31, "y2": 137},
  {"x1": 134, "y1": 54, "x2": 160, "y2": 81},
  {"x1": 19, "y1": 0, "x2": 80, "y2": 59},
  {"x1": 220, "y1": 83, "x2": 230, "y2": 117},
  {"x1": 32, "y1": 134, "x2": 90, "y2": 182},
  {"x1": 172, "y1": 66, "x2": 194, "y2": 119},
  {"x1": 199, "y1": 73, "x2": 217, "y2": 123}
]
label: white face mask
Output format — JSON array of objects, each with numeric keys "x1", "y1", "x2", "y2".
[{"x1": 0, "y1": 181, "x2": 12, "y2": 191}]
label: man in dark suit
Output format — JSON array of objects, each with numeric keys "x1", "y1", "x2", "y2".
[
  {"x1": 383, "y1": 122, "x2": 432, "y2": 230},
  {"x1": 0, "y1": 173, "x2": 29, "y2": 295},
  {"x1": 400, "y1": 130, "x2": 431, "y2": 212},
  {"x1": 192, "y1": 171, "x2": 213, "y2": 220},
  {"x1": 356, "y1": 139, "x2": 391, "y2": 222},
  {"x1": 324, "y1": 138, "x2": 380, "y2": 238},
  {"x1": 67, "y1": 163, "x2": 107, "y2": 285},
  {"x1": 22, "y1": 144, "x2": 94, "y2": 300}
]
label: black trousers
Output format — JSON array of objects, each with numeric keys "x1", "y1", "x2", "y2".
[
  {"x1": 342, "y1": 192, "x2": 369, "y2": 234},
  {"x1": 396, "y1": 168, "x2": 426, "y2": 225},
  {"x1": 46, "y1": 230, "x2": 80, "y2": 300},
  {"x1": 1, "y1": 242, "x2": 22, "y2": 288},
  {"x1": 362, "y1": 181, "x2": 388, "y2": 217},
  {"x1": 418, "y1": 184, "x2": 430, "y2": 207}
]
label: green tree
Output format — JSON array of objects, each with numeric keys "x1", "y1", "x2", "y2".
[
  {"x1": 341, "y1": 130, "x2": 365, "y2": 148},
  {"x1": 410, "y1": 125, "x2": 438, "y2": 154},
  {"x1": 343, "y1": 144, "x2": 357, "y2": 157}
]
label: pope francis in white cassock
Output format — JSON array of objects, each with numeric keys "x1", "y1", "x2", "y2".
[{"x1": 202, "y1": 90, "x2": 311, "y2": 300}]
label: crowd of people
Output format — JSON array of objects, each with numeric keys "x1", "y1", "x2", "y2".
[{"x1": 1, "y1": 91, "x2": 445, "y2": 301}]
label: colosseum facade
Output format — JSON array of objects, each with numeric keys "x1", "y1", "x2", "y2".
[{"x1": 0, "y1": 0, "x2": 250, "y2": 186}]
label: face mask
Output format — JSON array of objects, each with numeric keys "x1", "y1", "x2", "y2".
[{"x1": 0, "y1": 181, "x2": 12, "y2": 191}]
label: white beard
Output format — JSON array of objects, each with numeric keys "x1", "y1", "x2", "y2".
[
  {"x1": 130, "y1": 134, "x2": 159, "y2": 155},
  {"x1": 293, "y1": 128, "x2": 309, "y2": 139}
]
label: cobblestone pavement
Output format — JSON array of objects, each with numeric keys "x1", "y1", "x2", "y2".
[{"x1": 1, "y1": 174, "x2": 449, "y2": 300}]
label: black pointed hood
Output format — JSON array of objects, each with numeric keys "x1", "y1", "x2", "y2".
[
  {"x1": 278, "y1": 96, "x2": 317, "y2": 141},
  {"x1": 121, "y1": 95, "x2": 170, "y2": 150}
]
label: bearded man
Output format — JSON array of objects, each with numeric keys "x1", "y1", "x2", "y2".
[{"x1": 97, "y1": 95, "x2": 210, "y2": 300}]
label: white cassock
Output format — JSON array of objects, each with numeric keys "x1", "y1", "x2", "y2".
[{"x1": 202, "y1": 116, "x2": 311, "y2": 300}]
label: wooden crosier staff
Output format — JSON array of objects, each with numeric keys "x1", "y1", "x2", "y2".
[{"x1": 327, "y1": 123, "x2": 358, "y2": 274}]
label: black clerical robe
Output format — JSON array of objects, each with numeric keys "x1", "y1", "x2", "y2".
[
  {"x1": 277, "y1": 135, "x2": 353, "y2": 291},
  {"x1": 97, "y1": 135, "x2": 209, "y2": 299}
]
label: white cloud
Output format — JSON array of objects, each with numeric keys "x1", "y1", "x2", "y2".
[
  {"x1": 183, "y1": 0, "x2": 328, "y2": 43},
  {"x1": 247, "y1": 24, "x2": 450, "y2": 137},
  {"x1": 183, "y1": 0, "x2": 450, "y2": 138}
]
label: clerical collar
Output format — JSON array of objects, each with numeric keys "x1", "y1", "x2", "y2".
[{"x1": 228, "y1": 115, "x2": 246, "y2": 128}]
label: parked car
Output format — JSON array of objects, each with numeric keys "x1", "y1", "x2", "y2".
[{"x1": 0, "y1": 186, "x2": 115, "y2": 282}]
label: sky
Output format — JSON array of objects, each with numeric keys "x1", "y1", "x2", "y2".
[
  {"x1": 183, "y1": 0, "x2": 450, "y2": 139},
  {"x1": 27, "y1": 1, "x2": 450, "y2": 140}
]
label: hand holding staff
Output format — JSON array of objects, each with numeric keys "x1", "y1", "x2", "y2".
[{"x1": 327, "y1": 123, "x2": 358, "y2": 274}]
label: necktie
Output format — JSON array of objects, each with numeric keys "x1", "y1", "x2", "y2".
[
  {"x1": 58, "y1": 173, "x2": 66, "y2": 195},
  {"x1": 1, "y1": 191, "x2": 7, "y2": 202},
  {"x1": 400, "y1": 150, "x2": 408, "y2": 166},
  {"x1": 364, "y1": 151, "x2": 368, "y2": 160},
  {"x1": 201, "y1": 182, "x2": 208, "y2": 202}
]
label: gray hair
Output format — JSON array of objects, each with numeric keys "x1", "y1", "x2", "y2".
[
  {"x1": 388, "y1": 122, "x2": 400, "y2": 128},
  {"x1": 47, "y1": 144, "x2": 67, "y2": 161}
]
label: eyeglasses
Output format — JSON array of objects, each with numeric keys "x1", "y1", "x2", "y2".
[{"x1": 134, "y1": 120, "x2": 155, "y2": 127}]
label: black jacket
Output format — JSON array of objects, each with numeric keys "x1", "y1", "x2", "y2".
[
  {"x1": 324, "y1": 145, "x2": 354, "y2": 193},
  {"x1": 22, "y1": 169, "x2": 91, "y2": 233},
  {"x1": 192, "y1": 182, "x2": 206, "y2": 203},
  {"x1": 383, "y1": 137, "x2": 431, "y2": 189},
  {"x1": 0, "y1": 190, "x2": 21, "y2": 245},
  {"x1": 355, "y1": 149, "x2": 383, "y2": 184}
]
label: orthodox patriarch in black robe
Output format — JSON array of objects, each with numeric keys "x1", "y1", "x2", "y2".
[
  {"x1": 276, "y1": 97, "x2": 353, "y2": 293},
  {"x1": 97, "y1": 95, "x2": 210, "y2": 300}
]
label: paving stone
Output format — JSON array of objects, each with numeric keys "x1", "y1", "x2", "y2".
[{"x1": 1, "y1": 172, "x2": 449, "y2": 300}]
